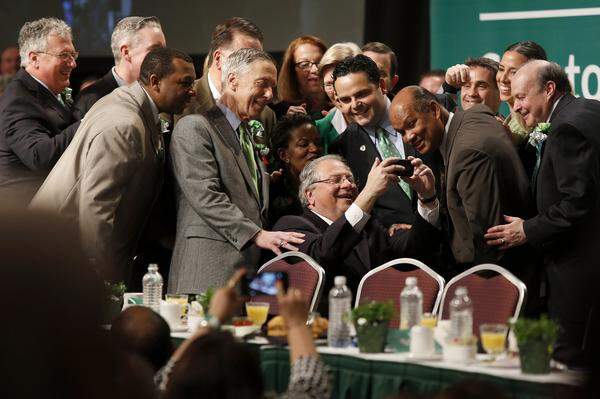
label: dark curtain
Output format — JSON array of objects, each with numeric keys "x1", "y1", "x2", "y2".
[{"x1": 363, "y1": 0, "x2": 430, "y2": 93}]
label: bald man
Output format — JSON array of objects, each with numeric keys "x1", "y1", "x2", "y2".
[
  {"x1": 486, "y1": 60, "x2": 600, "y2": 368},
  {"x1": 391, "y1": 86, "x2": 533, "y2": 278}
]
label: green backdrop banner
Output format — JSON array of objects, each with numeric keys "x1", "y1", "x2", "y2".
[{"x1": 431, "y1": 0, "x2": 600, "y2": 100}]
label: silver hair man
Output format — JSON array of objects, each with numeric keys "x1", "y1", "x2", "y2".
[
  {"x1": 110, "y1": 16, "x2": 162, "y2": 63},
  {"x1": 298, "y1": 154, "x2": 349, "y2": 206},
  {"x1": 220, "y1": 47, "x2": 275, "y2": 88},
  {"x1": 18, "y1": 18, "x2": 72, "y2": 67}
]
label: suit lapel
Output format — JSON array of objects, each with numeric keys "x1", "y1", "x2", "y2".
[
  {"x1": 442, "y1": 110, "x2": 464, "y2": 166},
  {"x1": 133, "y1": 83, "x2": 164, "y2": 162},
  {"x1": 20, "y1": 70, "x2": 72, "y2": 124},
  {"x1": 205, "y1": 106, "x2": 262, "y2": 206}
]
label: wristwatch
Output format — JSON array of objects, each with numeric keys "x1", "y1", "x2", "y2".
[
  {"x1": 418, "y1": 192, "x2": 437, "y2": 204},
  {"x1": 198, "y1": 315, "x2": 221, "y2": 330}
]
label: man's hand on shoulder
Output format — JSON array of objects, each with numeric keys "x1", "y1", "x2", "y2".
[{"x1": 253, "y1": 230, "x2": 305, "y2": 255}]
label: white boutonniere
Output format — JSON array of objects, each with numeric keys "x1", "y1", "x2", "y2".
[
  {"x1": 61, "y1": 87, "x2": 73, "y2": 107},
  {"x1": 248, "y1": 120, "x2": 269, "y2": 155},
  {"x1": 527, "y1": 122, "x2": 551, "y2": 147},
  {"x1": 159, "y1": 117, "x2": 170, "y2": 134}
]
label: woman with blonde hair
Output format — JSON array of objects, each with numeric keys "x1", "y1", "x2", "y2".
[
  {"x1": 314, "y1": 42, "x2": 361, "y2": 153},
  {"x1": 273, "y1": 36, "x2": 329, "y2": 120}
]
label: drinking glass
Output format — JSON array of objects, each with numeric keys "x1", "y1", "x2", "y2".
[
  {"x1": 166, "y1": 294, "x2": 189, "y2": 326},
  {"x1": 480, "y1": 323, "x2": 508, "y2": 361},
  {"x1": 245, "y1": 302, "x2": 270, "y2": 326},
  {"x1": 420, "y1": 312, "x2": 437, "y2": 329}
]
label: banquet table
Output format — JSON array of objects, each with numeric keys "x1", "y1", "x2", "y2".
[{"x1": 171, "y1": 331, "x2": 585, "y2": 399}]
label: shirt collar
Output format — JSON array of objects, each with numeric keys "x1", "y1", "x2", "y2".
[
  {"x1": 365, "y1": 96, "x2": 395, "y2": 136},
  {"x1": 310, "y1": 209, "x2": 334, "y2": 225},
  {"x1": 141, "y1": 86, "x2": 160, "y2": 124},
  {"x1": 217, "y1": 102, "x2": 242, "y2": 131},
  {"x1": 208, "y1": 73, "x2": 221, "y2": 101},
  {"x1": 546, "y1": 95, "x2": 564, "y2": 123},
  {"x1": 30, "y1": 73, "x2": 61, "y2": 100},
  {"x1": 111, "y1": 66, "x2": 127, "y2": 87},
  {"x1": 439, "y1": 112, "x2": 454, "y2": 158}
]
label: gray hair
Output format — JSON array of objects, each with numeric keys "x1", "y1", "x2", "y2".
[
  {"x1": 110, "y1": 16, "x2": 162, "y2": 63},
  {"x1": 18, "y1": 18, "x2": 72, "y2": 67},
  {"x1": 298, "y1": 154, "x2": 350, "y2": 206},
  {"x1": 220, "y1": 48, "x2": 275, "y2": 88}
]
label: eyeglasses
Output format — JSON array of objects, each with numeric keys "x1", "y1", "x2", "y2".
[
  {"x1": 312, "y1": 175, "x2": 356, "y2": 186},
  {"x1": 38, "y1": 51, "x2": 79, "y2": 62},
  {"x1": 295, "y1": 60, "x2": 319, "y2": 70}
]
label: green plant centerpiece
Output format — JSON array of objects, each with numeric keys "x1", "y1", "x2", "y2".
[
  {"x1": 350, "y1": 300, "x2": 395, "y2": 353},
  {"x1": 103, "y1": 281, "x2": 126, "y2": 324},
  {"x1": 512, "y1": 314, "x2": 559, "y2": 374}
]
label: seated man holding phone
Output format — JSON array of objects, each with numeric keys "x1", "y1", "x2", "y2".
[{"x1": 273, "y1": 154, "x2": 441, "y2": 313}]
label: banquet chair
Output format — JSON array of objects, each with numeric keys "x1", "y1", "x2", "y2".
[
  {"x1": 252, "y1": 251, "x2": 325, "y2": 316},
  {"x1": 438, "y1": 263, "x2": 527, "y2": 336},
  {"x1": 354, "y1": 258, "x2": 445, "y2": 328}
]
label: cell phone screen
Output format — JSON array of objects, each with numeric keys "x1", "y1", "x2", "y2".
[{"x1": 243, "y1": 271, "x2": 289, "y2": 296}]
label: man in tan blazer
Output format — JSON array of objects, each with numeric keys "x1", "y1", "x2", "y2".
[
  {"x1": 30, "y1": 48, "x2": 196, "y2": 280},
  {"x1": 169, "y1": 48, "x2": 303, "y2": 294},
  {"x1": 390, "y1": 86, "x2": 534, "y2": 277},
  {"x1": 177, "y1": 17, "x2": 276, "y2": 138}
]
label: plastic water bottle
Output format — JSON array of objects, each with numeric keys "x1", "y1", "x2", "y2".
[
  {"x1": 400, "y1": 277, "x2": 423, "y2": 330},
  {"x1": 143, "y1": 264, "x2": 163, "y2": 312},
  {"x1": 328, "y1": 276, "x2": 352, "y2": 347},
  {"x1": 449, "y1": 286, "x2": 473, "y2": 340}
]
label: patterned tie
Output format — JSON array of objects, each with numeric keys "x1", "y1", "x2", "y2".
[
  {"x1": 530, "y1": 141, "x2": 543, "y2": 195},
  {"x1": 376, "y1": 128, "x2": 412, "y2": 199},
  {"x1": 238, "y1": 123, "x2": 259, "y2": 195}
]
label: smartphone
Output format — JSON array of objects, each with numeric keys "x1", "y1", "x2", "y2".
[
  {"x1": 390, "y1": 159, "x2": 414, "y2": 177},
  {"x1": 242, "y1": 271, "x2": 289, "y2": 296}
]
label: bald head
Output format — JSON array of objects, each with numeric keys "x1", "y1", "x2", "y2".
[
  {"x1": 512, "y1": 60, "x2": 570, "y2": 128},
  {"x1": 390, "y1": 86, "x2": 447, "y2": 154}
]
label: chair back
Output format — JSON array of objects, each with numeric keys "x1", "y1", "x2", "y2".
[
  {"x1": 354, "y1": 258, "x2": 445, "y2": 328},
  {"x1": 438, "y1": 264, "x2": 527, "y2": 336},
  {"x1": 251, "y1": 251, "x2": 325, "y2": 316}
]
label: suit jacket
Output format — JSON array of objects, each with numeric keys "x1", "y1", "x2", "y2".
[
  {"x1": 0, "y1": 69, "x2": 80, "y2": 202},
  {"x1": 30, "y1": 82, "x2": 164, "y2": 280},
  {"x1": 71, "y1": 69, "x2": 119, "y2": 121},
  {"x1": 176, "y1": 74, "x2": 277, "y2": 143},
  {"x1": 168, "y1": 105, "x2": 270, "y2": 294},
  {"x1": 274, "y1": 208, "x2": 441, "y2": 311},
  {"x1": 524, "y1": 94, "x2": 600, "y2": 262},
  {"x1": 330, "y1": 123, "x2": 416, "y2": 226},
  {"x1": 442, "y1": 104, "x2": 533, "y2": 268}
]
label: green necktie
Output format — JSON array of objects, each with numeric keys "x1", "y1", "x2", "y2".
[
  {"x1": 376, "y1": 128, "x2": 412, "y2": 200},
  {"x1": 238, "y1": 123, "x2": 259, "y2": 196}
]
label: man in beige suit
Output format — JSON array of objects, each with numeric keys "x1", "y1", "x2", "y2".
[
  {"x1": 169, "y1": 48, "x2": 303, "y2": 294},
  {"x1": 30, "y1": 48, "x2": 196, "y2": 280},
  {"x1": 177, "y1": 17, "x2": 276, "y2": 138}
]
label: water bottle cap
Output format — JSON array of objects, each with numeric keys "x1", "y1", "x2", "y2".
[
  {"x1": 455, "y1": 286, "x2": 468, "y2": 296},
  {"x1": 334, "y1": 276, "x2": 346, "y2": 286},
  {"x1": 405, "y1": 276, "x2": 417, "y2": 286},
  {"x1": 148, "y1": 264, "x2": 159, "y2": 272}
]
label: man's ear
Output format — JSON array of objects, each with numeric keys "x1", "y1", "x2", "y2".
[
  {"x1": 213, "y1": 49, "x2": 224, "y2": 71},
  {"x1": 227, "y1": 73, "x2": 238, "y2": 91},
  {"x1": 149, "y1": 74, "x2": 160, "y2": 92},
  {"x1": 545, "y1": 80, "x2": 557, "y2": 100},
  {"x1": 431, "y1": 100, "x2": 441, "y2": 119},
  {"x1": 379, "y1": 77, "x2": 388, "y2": 94},
  {"x1": 28, "y1": 51, "x2": 38, "y2": 68},
  {"x1": 120, "y1": 44, "x2": 131, "y2": 62},
  {"x1": 391, "y1": 74, "x2": 399, "y2": 91},
  {"x1": 305, "y1": 189, "x2": 315, "y2": 207}
]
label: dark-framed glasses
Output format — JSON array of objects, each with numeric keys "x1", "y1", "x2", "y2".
[
  {"x1": 295, "y1": 60, "x2": 319, "y2": 70},
  {"x1": 38, "y1": 50, "x2": 79, "y2": 62}
]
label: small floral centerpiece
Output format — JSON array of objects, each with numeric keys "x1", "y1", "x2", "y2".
[
  {"x1": 527, "y1": 122, "x2": 551, "y2": 148},
  {"x1": 350, "y1": 300, "x2": 395, "y2": 353},
  {"x1": 512, "y1": 314, "x2": 559, "y2": 374}
]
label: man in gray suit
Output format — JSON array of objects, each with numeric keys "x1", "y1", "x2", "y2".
[
  {"x1": 390, "y1": 86, "x2": 534, "y2": 277},
  {"x1": 169, "y1": 48, "x2": 304, "y2": 294},
  {"x1": 30, "y1": 48, "x2": 196, "y2": 280}
]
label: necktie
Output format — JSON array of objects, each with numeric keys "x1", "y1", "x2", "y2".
[
  {"x1": 530, "y1": 141, "x2": 543, "y2": 195},
  {"x1": 238, "y1": 123, "x2": 259, "y2": 195},
  {"x1": 57, "y1": 94, "x2": 67, "y2": 109},
  {"x1": 376, "y1": 128, "x2": 412, "y2": 199}
]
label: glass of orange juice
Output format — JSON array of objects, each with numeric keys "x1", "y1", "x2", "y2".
[
  {"x1": 420, "y1": 312, "x2": 437, "y2": 329},
  {"x1": 245, "y1": 302, "x2": 270, "y2": 326},
  {"x1": 480, "y1": 323, "x2": 508, "y2": 361}
]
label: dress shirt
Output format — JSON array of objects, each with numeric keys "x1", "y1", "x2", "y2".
[
  {"x1": 111, "y1": 66, "x2": 127, "y2": 87},
  {"x1": 30, "y1": 73, "x2": 62, "y2": 102},
  {"x1": 438, "y1": 112, "x2": 454, "y2": 161},
  {"x1": 208, "y1": 73, "x2": 221, "y2": 102},
  {"x1": 141, "y1": 86, "x2": 160, "y2": 124},
  {"x1": 546, "y1": 95, "x2": 564, "y2": 123},
  {"x1": 365, "y1": 97, "x2": 405, "y2": 159},
  {"x1": 216, "y1": 102, "x2": 242, "y2": 134}
]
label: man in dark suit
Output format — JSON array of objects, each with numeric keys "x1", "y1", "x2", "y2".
[
  {"x1": 274, "y1": 154, "x2": 440, "y2": 310},
  {"x1": 391, "y1": 86, "x2": 534, "y2": 278},
  {"x1": 0, "y1": 18, "x2": 80, "y2": 203},
  {"x1": 72, "y1": 16, "x2": 166, "y2": 120},
  {"x1": 330, "y1": 55, "x2": 416, "y2": 228},
  {"x1": 486, "y1": 61, "x2": 600, "y2": 368},
  {"x1": 177, "y1": 17, "x2": 276, "y2": 140}
]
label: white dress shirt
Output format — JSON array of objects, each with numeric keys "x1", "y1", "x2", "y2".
[{"x1": 365, "y1": 97, "x2": 406, "y2": 159}]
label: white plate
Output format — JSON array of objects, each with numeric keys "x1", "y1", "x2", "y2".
[
  {"x1": 170, "y1": 324, "x2": 189, "y2": 332},
  {"x1": 407, "y1": 352, "x2": 442, "y2": 361},
  {"x1": 476, "y1": 354, "x2": 520, "y2": 368}
]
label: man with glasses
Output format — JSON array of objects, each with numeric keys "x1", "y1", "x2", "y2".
[
  {"x1": 0, "y1": 17, "x2": 80, "y2": 203},
  {"x1": 274, "y1": 154, "x2": 440, "y2": 312},
  {"x1": 72, "y1": 16, "x2": 166, "y2": 120}
]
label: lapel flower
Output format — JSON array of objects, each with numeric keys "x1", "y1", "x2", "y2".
[
  {"x1": 248, "y1": 120, "x2": 272, "y2": 166},
  {"x1": 527, "y1": 122, "x2": 551, "y2": 148},
  {"x1": 61, "y1": 87, "x2": 73, "y2": 107},
  {"x1": 159, "y1": 117, "x2": 170, "y2": 134}
]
